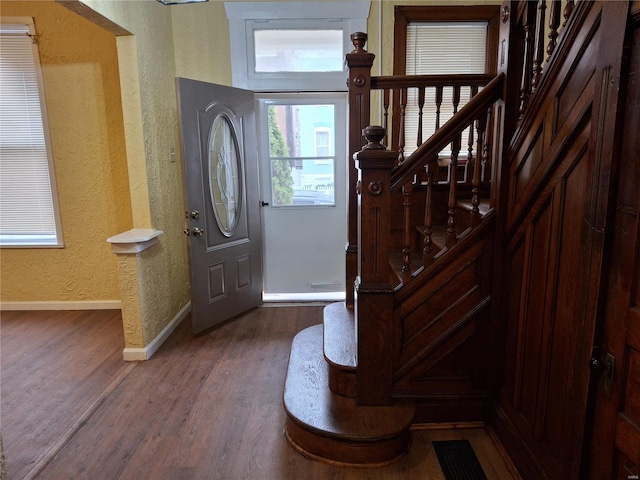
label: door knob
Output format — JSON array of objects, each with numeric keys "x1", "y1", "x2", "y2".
[
  {"x1": 260, "y1": 201, "x2": 270, "y2": 207},
  {"x1": 192, "y1": 227, "x2": 204, "y2": 236}
]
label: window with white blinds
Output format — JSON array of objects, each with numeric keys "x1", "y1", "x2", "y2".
[
  {"x1": 404, "y1": 22, "x2": 487, "y2": 156},
  {"x1": 0, "y1": 19, "x2": 63, "y2": 247}
]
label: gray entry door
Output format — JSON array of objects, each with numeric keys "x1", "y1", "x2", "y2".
[{"x1": 176, "y1": 78, "x2": 262, "y2": 333}]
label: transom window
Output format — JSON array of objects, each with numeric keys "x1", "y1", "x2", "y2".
[
  {"x1": 225, "y1": 2, "x2": 370, "y2": 91},
  {"x1": 253, "y1": 29, "x2": 343, "y2": 73}
]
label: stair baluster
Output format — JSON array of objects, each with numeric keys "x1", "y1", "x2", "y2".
[
  {"x1": 398, "y1": 88, "x2": 407, "y2": 164},
  {"x1": 422, "y1": 161, "x2": 435, "y2": 266},
  {"x1": 471, "y1": 108, "x2": 488, "y2": 228},
  {"x1": 402, "y1": 182, "x2": 413, "y2": 284},
  {"x1": 435, "y1": 86, "x2": 443, "y2": 130},
  {"x1": 466, "y1": 86, "x2": 479, "y2": 183},
  {"x1": 546, "y1": 0, "x2": 561, "y2": 61},
  {"x1": 519, "y1": 2, "x2": 536, "y2": 118},
  {"x1": 563, "y1": 0, "x2": 574, "y2": 26},
  {"x1": 447, "y1": 132, "x2": 461, "y2": 248},
  {"x1": 532, "y1": 0, "x2": 547, "y2": 91},
  {"x1": 417, "y1": 87, "x2": 425, "y2": 147}
]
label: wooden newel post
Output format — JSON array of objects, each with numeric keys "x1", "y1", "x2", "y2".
[
  {"x1": 345, "y1": 32, "x2": 375, "y2": 310},
  {"x1": 354, "y1": 126, "x2": 397, "y2": 406}
]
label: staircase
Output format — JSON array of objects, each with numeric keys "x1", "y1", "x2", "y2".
[
  {"x1": 282, "y1": 191, "x2": 496, "y2": 466},
  {"x1": 282, "y1": 32, "x2": 506, "y2": 466},
  {"x1": 283, "y1": 307, "x2": 415, "y2": 467}
]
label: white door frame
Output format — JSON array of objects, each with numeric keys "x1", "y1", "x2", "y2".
[{"x1": 256, "y1": 92, "x2": 347, "y2": 301}]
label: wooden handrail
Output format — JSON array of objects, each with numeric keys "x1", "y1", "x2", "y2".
[
  {"x1": 371, "y1": 73, "x2": 495, "y2": 90},
  {"x1": 390, "y1": 73, "x2": 505, "y2": 191}
]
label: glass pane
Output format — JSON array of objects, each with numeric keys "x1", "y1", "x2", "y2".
[
  {"x1": 208, "y1": 115, "x2": 241, "y2": 236},
  {"x1": 254, "y1": 29, "x2": 343, "y2": 73},
  {"x1": 267, "y1": 104, "x2": 335, "y2": 207}
]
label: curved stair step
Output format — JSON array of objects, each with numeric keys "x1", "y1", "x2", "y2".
[
  {"x1": 323, "y1": 302, "x2": 356, "y2": 397},
  {"x1": 284, "y1": 325, "x2": 415, "y2": 467}
]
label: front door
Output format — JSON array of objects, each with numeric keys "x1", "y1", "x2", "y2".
[{"x1": 176, "y1": 78, "x2": 262, "y2": 333}]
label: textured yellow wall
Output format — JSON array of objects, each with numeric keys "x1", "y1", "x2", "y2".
[
  {"x1": 77, "y1": 0, "x2": 190, "y2": 347},
  {"x1": 0, "y1": 0, "x2": 132, "y2": 303}
]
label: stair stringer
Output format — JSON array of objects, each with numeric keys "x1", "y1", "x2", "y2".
[{"x1": 390, "y1": 211, "x2": 496, "y2": 423}]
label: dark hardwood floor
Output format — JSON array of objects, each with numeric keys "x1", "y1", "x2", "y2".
[{"x1": 1, "y1": 306, "x2": 518, "y2": 480}]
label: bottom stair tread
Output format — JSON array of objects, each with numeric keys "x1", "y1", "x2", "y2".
[{"x1": 283, "y1": 324, "x2": 414, "y2": 466}]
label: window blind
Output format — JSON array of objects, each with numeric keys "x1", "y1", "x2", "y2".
[
  {"x1": 0, "y1": 21, "x2": 62, "y2": 246},
  {"x1": 404, "y1": 22, "x2": 487, "y2": 156}
]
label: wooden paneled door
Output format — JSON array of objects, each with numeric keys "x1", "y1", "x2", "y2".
[
  {"x1": 492, "y1": 2, "x2": 630, "y2": 479},
  {"x1": 587, "y1": 5, "x2": 640, "y2": 477}
]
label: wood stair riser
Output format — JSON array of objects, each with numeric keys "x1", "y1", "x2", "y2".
[
  {"x1": 283, "y1": 325, "x2": 415, "y2": 466},
  {"x1": 328, "y1": 368, "x2": 356, "y2": 398},
  {"x1": 285, "y1": 418, "x2": 411, "y2": 468}
]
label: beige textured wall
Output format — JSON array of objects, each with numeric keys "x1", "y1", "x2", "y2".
[{"x1": 0, "y1": 0, "x2": 132, "y2": 303}]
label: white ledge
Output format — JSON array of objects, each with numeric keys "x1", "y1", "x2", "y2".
[{"x1": 107, "y1": 229, "x2": 163, "y2": 254}]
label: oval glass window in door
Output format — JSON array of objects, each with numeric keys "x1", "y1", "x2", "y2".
[{"x1": 208, "y1": 114, "x2": 242, "y2": 237}]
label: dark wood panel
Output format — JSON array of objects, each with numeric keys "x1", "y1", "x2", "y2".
[
  {"x1": 492, "y1": 1, "x2": 631, "y2": 478},
  {"x1": 586, "y1": 14, "x2": 640, "y2": 477},
  {"x1": 512, "y1": 123, "x2": 544, "y2": 208},
  {"x1": 401, "y1": 259, "x2": 480, "y2": 345},
  {"x1": 515, "y1": 196, "x2": 553, "y2": 430},
  {"x1": 623, "y1": 350, "x2": 640, "y2": 424},
  {"x1": 542, "y1": 152, "x2": 590, "y2": 460},
  {"x1": 502, "y1": 240, "x2": 525, "y2": 404},
  {"x1": 553, "y1": 20, "x2": 599, "y2": 135}
]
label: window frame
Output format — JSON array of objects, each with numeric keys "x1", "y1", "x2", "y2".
[
  {"x1": 393, "y1": 5, "x2": 500, "y2": 77},
  {"x1": 0, "y1": 17, "x2": 63, "y2": 248},
  {"x1": 391, "y1": 6, "x2": 500, "y2": 157},
  {"x1": 225, "y1": 1, "x2": 370, "y2": 91},
  {"x1": 257, "y1": 94, "x2": 344, "y2": 208}
]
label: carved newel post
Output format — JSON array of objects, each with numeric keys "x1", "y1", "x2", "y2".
[
  {"x1": 345, "y1": 32, "x2": 375, "y2": 309},
  {"x1": 354, "y1": 126, "x2": 398, "y2": 406}
]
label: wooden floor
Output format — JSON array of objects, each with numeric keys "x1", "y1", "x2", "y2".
[{"x1": 1, "y1": 306, "x2": 519, "y2": 480}]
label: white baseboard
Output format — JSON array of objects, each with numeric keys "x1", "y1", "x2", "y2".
[
  {"x1": 0, "y1": 300, "x2": 122, "y2": 311},
  {"x1": 122, "y1": 301, "x2": 191, "y2": 361}
]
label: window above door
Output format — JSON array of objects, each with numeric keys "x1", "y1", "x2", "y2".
[{"x1": 225, "y1": 1, "x2": 370, "y2": 91}]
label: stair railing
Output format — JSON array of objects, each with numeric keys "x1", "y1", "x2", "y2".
[
  {"x1": 389, "y1": 74, "x2": 504, "y2": 283},
  {"x1": 345, "y1": 0, "x2": 581, "y2": 407}
]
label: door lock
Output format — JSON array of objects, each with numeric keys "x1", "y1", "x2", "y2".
[
  {"x1": 190, "y1": 210, "x2": 200, "y2": 219},
  {"x1": 590, "y1": 352, "x2": 615, "y2": 398},
  {"x1": 192, "y1": 227, "x2": 205, "y2": 236}
]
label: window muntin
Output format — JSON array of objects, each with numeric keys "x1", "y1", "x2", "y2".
[{"x1": 0, "y1": 19, "x2": 63, "y2": 247}]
